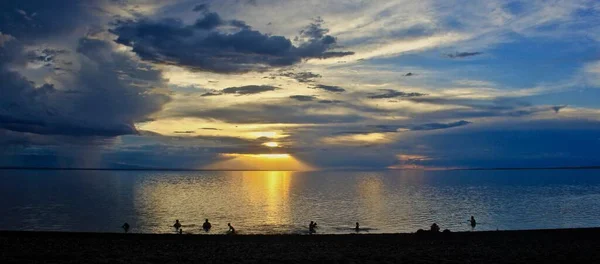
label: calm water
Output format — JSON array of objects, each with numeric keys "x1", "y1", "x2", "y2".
[{"x1": 0, "y1": 169, "x2": 599, "y2": 234}]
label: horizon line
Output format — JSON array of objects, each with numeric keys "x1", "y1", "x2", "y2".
[{"x1": 1, "y1": 165, "x2": 600, "y2": 172}]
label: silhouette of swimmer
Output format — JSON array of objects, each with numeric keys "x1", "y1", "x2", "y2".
[
  {"x1": 203, "y1": 219, "x2": 212, "y2": 232},
  {"x1": 173, "y1": 219, "x2": 182, "y2": 230},
  {"x1": 355, "y1": 222, "x2": 360, "y2": 232},
  {"x1": 430, "y1": 223, "x2": 440, "y2": 232},
  {"x1": 309, "y1": 221, "x2": 316, "y2": 234},
  {"x1": 227, "y1": 223, "x2": 236, "y2": 234},
  {"x1": 121, "y1": 222, "x2": 130, "y2": 233},
  {"x1": 470, "y1": 216, "x2": 477, "y2": 229}
]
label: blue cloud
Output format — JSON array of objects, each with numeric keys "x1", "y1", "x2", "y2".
[{"x1": 110, "y1": 11, "x2": 353, "y2": 73}]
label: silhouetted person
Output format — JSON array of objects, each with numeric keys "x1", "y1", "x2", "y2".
[
  {"x1": 173, "y1": 219, "x2": 182, "y2": 230},
  {"x1": 203, "y1": 219, "x2": 212, "y2": 232},
  {"x1": 228, "y1": 223, "x2": 236, "y2": 234},
  {"x1": 430, "y1": 223, "x2": 440, "y2": 232},
  {"x1": 470, "y1": 216, "x2": 477, "y2": 229},
  {"x1": 309, "y1": 221, "x2": 316, "y2": 234},
  {"x1": 179, "y1": 229, "x2": 183, "y2": 234},
  {"x1": 122, "y1": 222, "x2": 130, "y2": 233},
  {"x1": 355, "y1": 222, "x2": 360, "y2": 232}
]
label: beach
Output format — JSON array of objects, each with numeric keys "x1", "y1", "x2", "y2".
[{"x1": 1, "y1": 228, "x2": 599, "y2": 263}]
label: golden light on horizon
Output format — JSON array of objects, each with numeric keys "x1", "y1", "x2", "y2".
[
  {"x1": 221, "y1": 153, "x2": 290, "y2": 159},
  {"x1": 204, "y1": 153, "x2": 313, "y2": 171},
  {"x1": 263, "y1": 142, "x2": 279, "y2": 147}
]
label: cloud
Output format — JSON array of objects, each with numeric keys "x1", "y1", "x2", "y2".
[
  {"x1": 0, "y1": 0, "x2": 93, "y2": 42},
  {"x1": 222, "y1": 85, "x2": 279, "y2": 95},
  {"x1": 290, "y1": 95, "x2": 317, "y2": 101},
  {"x1": 445, "y1": 51, "x2": 483, "y2": 58},
  {"x1": 201, "y1": 91, "x2": 223, "y2": 97},
  {"x1": 110, "y1": 11, "x2": 353, "y2": 73},
  {"x1": 368, "y1": 89, "x2": 427, "y2": 99},
  {"x1": 167, "y1": 102, "x2": 364, "y2": 124},
  {"x1": 278, "y1": 71, "x2": 322, "y2": 83},
  {"x1": 552, "y1": 105, "x2": 567, "y2": 113},
  {"x1": 201, "y1": 85, "x2": 279, "y2": 96},
  {"x1": 410, "y1": 120, "x2": 471, "y2": 131},
  {"x1": 312, "y1": 84, "x2": 346, "y2": 93},
  {"x1": 174, "y1": 131, "x2": 195, "y2": 134},
  {"x1": 318, "y1": 99, "x2": 342, "y2": 104},
  {"x1": 193, "y1": 3, "x2": 209, "y2": 12},
  {"x1": 341, "y1": 120, "x2": 472, "y2": 134},
  {"x1": 0, "y1": 36, "x2": 170, "y2": 137}
]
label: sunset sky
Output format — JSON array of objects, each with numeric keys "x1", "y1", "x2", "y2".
[{"x1": 1, "y1": 0, "x2": 600, "y2": 170}]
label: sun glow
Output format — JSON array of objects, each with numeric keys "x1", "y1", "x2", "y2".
[
  {"x1": 205, "y1": 153, "x2": 312, "y2": 171},
  {"x1": 263, "y1": 142, "x2": 279, "y2": 147},
  {"x1": 221, "y1": 153, "x2": 290, "y2": 159},
  {"x1": 249, "y1": 131, "x2": 289, "y2": 139}
]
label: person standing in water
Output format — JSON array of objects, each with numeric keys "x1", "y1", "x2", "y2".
[
  {"x1": 227, "y1": 223, "x2": 236, "y2": 234},
  {"x1": 122, "y1": 222, "x2": 130, "y2": 233},
  {"x1": 470, "y1": 216, "x2": 477, "y2": 229},
  {"x1": 173, "y1": 219, "x2": 182, "y2": 230},
  {"x1": 203, "y1": 219, "x2": 212, "y2": 232},
  {"x1": 309, "y1": 221, "x2": 316, "y2": 234},
  {"x1": 355, "y1": 222, "x2": 360, "y2": 232}
]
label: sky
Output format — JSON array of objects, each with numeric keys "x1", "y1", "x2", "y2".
[{"x1": 1, "y1": 0, "x2": 600, "y2": 170}]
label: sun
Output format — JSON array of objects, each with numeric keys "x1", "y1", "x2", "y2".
[{"x1": 263, "y1": 142, "x2": 279, "y2": 147}]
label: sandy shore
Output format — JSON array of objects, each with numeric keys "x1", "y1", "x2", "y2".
[{"x1": 1, "y1": 228, "x2": 600, "y2": 263}]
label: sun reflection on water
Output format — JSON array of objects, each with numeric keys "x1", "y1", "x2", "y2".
[
  {"x1": 134, "y1": 171, "x2": 294, "y2": 234},
  {"x1": 241, "y1": 171, "x2": 291, "y2": 226}
]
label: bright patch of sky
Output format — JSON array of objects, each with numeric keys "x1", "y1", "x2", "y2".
[{"x1": 1, "y1": 0, "x2": 600, "y2": 170}]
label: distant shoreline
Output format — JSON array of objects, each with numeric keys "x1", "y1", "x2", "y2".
[
  {"x1": 1, "y1": 166, "x2": 599, "y2": 172},
  {"x1": 2, "y1": 228, "x2": 599, "y2": 263}
]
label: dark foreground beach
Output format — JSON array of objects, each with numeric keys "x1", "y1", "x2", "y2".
[{"x1": 2, "y1": 228, "x2": 600, "y2": 263}]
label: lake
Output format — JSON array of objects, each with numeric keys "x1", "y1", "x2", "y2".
[{"x1": 0, "y1": 169, "x2": 599, "y2": 234}]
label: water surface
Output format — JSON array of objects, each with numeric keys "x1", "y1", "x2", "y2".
[{"x1": 1, "y1": 169, "x2": 599, "y2": 234}]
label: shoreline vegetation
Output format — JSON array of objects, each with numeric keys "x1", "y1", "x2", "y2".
[
  {"x1": 1, "y1": 166, "x2": 600, "y2": 172},
  {"x1": 2, "y1": 228, "x2": 599, "y2": 263}
]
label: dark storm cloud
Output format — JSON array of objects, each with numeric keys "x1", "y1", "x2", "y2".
[
  {"x1": 110, "y1": 12, "x2": 353, "y2": 73},
  {"x1": 312, "y1": 84, "x2": 346, "y2": 93},
  {"x1": 290, "y1": 95, "x2": 317, "y2": 101},
  {"x1": 201, "y1": 85, "x2": 279, "y2": 96},
  {"x1": 445, "y1": 51, "x2": 483, "y2": 58},
  {"x1": 368, "y1": 89, "x2": 426, "y2": 99},
  {"x1": 194, "y1": 12, "x2": 223, "y2": 29},
  {"x1": 0, "y1": 0, "x2": 97, "y2": 42},
  {"x1": 0, "y1": 36, "x2": 170, "y2": 137}
]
